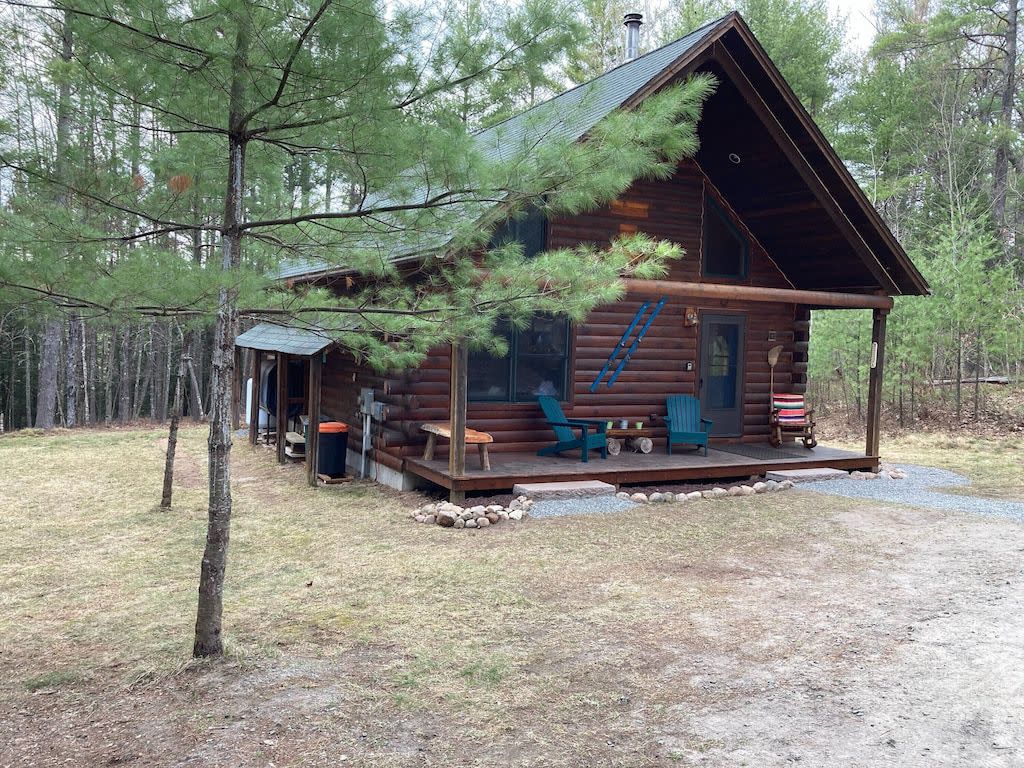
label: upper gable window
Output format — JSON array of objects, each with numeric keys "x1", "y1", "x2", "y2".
[
  {"x1": 489, "y1": 209, "x2": 546, "y2": 259},
  {"x1": 702, "y1": 196, "x2": 748, "y2": 279}
]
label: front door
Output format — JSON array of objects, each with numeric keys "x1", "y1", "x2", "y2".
[{"x1": 699, "y1": 314, "x2": 745, "y2": 437}]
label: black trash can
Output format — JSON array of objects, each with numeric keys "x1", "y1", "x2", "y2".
[{"x1": 316, "y1": 422, "x2": 349, "y2": 478}]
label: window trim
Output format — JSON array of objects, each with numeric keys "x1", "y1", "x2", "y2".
[
  {"x1": 701, "y1": 195, "x2": 749, "y2": 280},
  {"x1": 468, "y1": 317, "x2": 572, "y2": 403}
]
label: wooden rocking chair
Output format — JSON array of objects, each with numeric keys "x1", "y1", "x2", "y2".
[{"x1": 770, "y1": 393, "x2": 817, "y2": 449}]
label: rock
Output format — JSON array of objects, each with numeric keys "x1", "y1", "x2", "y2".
[
  {"x1": 424, "y1": 514, "x2": 436, "y2": 524},
  {"x1": 711, "y1": 487, "x2": 728, "y2": 498},
  {"x1": 508, "y1": 499, "x2": 522, "y2": 511},
  {"x1": 453, "y1": 518, "x2": 465, "y2": 529},
  {"x1": 414, "y1": 514, "x2": 426, "y2": 523},
  {"x1": 616, "y1": 491, "x2": 631, "y2": 499},
  {"x1": 630, "y1": 493, "x2": 648, "y2": 503},
  {"x1": 477, "y1": 517, "x2": 491, "y2": 527},
  {"x1": 727, "y1": 486, "x2": 744, "y2": 496},
  {"x1": 439, "y1": 503, "x2": 463, "y2": 514},
  {"x1": 436, "y1": 510, "x2": 457, "y2": 527},
  {"x1": 661, "y1": 492, "x2": 676, "y2": 503},
  {"x1": 765, "y1": 480, "x2": 780, "y2": 491},
  {"x1": 419, "y1": 504, "x2": 435, "y2": 515},
  {"x1": 739, "y1": 485, "x2": 755, "y2": 496},
  {"x1": 498, "y1": 510, "x2": 509, "y2": 520},
  {"x1": 517, "y1": 495, "x2": 528, "y2": 502},
  {"x1": 508, "y1": 509, "x2": 523, "y2": 521},
  {"x1": 701, "y1": 489, "x2": 716, "y2": 499},
  {"x1": 466, "y1": 505, "x2": 486, "y2": 515},
  {"x1": 485, "y1": 512, "x2": 500, "y2": 524},
  {"x1": 522, "y1": 499, "x2": 534, "y2": 509},
  {"x1": 686, "y1": 491, "x2": 703, "y2": 502},
  {"x1": 779, "y1": 480, "x2": 794, "y2": 490},
  {"x1": 753, "y1": 482, "x2": 768, "y2": 493},
  {"x1": 890, "y1": 470, "x2": 906, "y2": 479},
  {"x1": 486, "y1": 505, "x2": 503, "y2": 514},
  {"x1": 465, "y1": 518, "x2": 478, "y2": 528},
  {"x1": 649, "y1": 492, "x2": 665, "y2": 503}
]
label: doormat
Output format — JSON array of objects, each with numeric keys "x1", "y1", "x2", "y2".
[{"x1": 714, "y1": 443, "x2": 814, "y2": 461}]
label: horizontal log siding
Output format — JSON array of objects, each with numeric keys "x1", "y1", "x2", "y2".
[{"x1": 317, "y1": 159, "x2": 802, "y2": 462}]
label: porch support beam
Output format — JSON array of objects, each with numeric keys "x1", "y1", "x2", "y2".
[
  {"x1": 248, "y1": 349, "x2": 260, "y2": 445},
  {"x1": 448, "y1": 341, "x2": 468, "y2": 504},
  {"x1": 621, "y1": 278, "x2": 893, "y2": 310},
  {"x1": 306, "y1": 353, "x2": 322, "y2": 486},
  {"x1": 276, "y1": 353, "x2": 288, "y2": 464},
  {"x1": 865, "y1": 308, "x2": 888, "y2": 466}
]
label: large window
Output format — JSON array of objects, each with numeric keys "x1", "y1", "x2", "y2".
[
  {"x1": 702, "y1": 196, "x2": 748, "y2": 279},
  {"x1": 468, "y1": 315, "x2": 571, "y2": 402}
]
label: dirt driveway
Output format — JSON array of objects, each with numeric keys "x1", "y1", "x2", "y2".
[{"x1": 1, "y1": 429, "x2": 1022, "y2": 767}]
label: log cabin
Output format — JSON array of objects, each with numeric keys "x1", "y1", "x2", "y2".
[{"x1": 236, "y1": 12, "x2": 929, "y2": 499}]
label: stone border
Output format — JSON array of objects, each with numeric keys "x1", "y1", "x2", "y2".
[
  {"x1": 617, "y1": 479, "x2": 796, "y2": 504},
  {"x1": 412, "y1": 496, "x2": 533, "y2": 529}
]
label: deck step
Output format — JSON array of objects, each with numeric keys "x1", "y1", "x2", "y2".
[
  {"x1": 511, "y1": 480, "x2": 617, "y2": 499},
  {"x1": 766, "y1": 467, "x2": 849, "y2": 483}
]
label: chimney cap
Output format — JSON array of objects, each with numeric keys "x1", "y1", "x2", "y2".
[
  {"x1": 623, "y1": 12, "x2": 643, "y2": 25},
  {"x1": 623, "y1": 12, "x2": 643, "y2": 62}
]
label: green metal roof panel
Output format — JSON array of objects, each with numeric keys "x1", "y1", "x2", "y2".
[
  {"x1": 234, "y1": 322, "x2": 334, "y2": 356},
  {"x1": 270, "y1": 16, "x2": 728, "y2": 282}
]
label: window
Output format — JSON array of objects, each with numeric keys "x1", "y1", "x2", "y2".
[
  {"x1": 702, "y1": 196, "x2": 748, "y2": 279},
  {"x1": 468, "y1": 315, "x2": 571, "y2": 402},
  {"x1": 489, "y1": 208, "x2": 547, "y2": 258}
]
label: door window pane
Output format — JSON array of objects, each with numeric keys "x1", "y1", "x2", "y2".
[{"x1": 707, "y1": 322, "x2": 738, "y2": 409}]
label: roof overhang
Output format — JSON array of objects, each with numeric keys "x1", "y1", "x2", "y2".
[{"x1": 235, "y1": 322, "x2": 334, "y2": 357}]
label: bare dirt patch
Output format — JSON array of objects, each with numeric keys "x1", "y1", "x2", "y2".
[{"x1": 1, "y1": 427, "x2": 1022, "y2": 766}]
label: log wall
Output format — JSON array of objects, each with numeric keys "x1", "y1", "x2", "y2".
[{"x1": 318, "y1": 159, "x2": 805, "y2": 463}]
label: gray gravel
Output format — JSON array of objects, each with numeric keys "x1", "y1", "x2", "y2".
[
  {"x1": 528, "y1": 495, "x2": 638, "y2": 519},
  {"x1": 804, "y1": 463, "x2": 1024, "y2": 522}
]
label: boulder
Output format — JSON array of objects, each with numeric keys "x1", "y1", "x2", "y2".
[
  {"x1": 477, "y1": 517, "x2": 491, "y2": 527},
  {"x1": 436, "y1": 509, "x2": 457, "y2": 527},
  {"x1": 779, "y1": 480, "x2": 795, "y2": 490},
  {"x1": 711, "y1": 487, "x2": 728, "y2": 498},
  {"x1": 753, "y1": 482, "x2": 768, "y2": 493},
  {"x1": 649, "y1": 492, "x2": 665, "y2": 503},
  {"x1": 424, "y1": 514, "x2": 436, "y2": 524},
  {"x1": 727, "y1": 486, "x2": 743, "y2": 496},
  {"x1": 630, "y1": 493, "x2": 648, "y2": 503},
  {"x1": 465, "y1": 518, "x2": 478, "y2": 528},
  {"x1": 508, "y1": 509, "x2": 523, "y2": 521},
  {"x1": 453, "y1": 518, "x2": 465, "y2": 529},
  {"x1": 485, "y1": 512, "x2": 500, "y2": 524},
  {"x1": 414, "y1": 514, "x2": 426, "y2": 523},
  {"x1": 739, "y1": 486, "x2": 755, "y2": 496},
  {"x1": 498, "y1": 510, "x2": 509, "y2": 520},
  {"x1": 508, "y1": 499, "x2": 522, "y2": 511},
  {"x1": 616, "y1": 491, "x2": 631, "y2": 499},
  {"x1": 486, "y1": 505, "x2": 504, "y2": 514},
  {"x1": 685, "y1": 491, "x2": 704, "y2": 502},
  {"x1": 661, "y1": 492, "x2": 676, "y2": 503},
  {"x1": 765, "y1": 480, "x2": 780, "y2": 491}
]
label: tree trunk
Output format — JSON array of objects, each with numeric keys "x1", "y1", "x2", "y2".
[
  {"x1": 992, "y1": 0, "x2": 1017, "y2": 242},
  {"x1": 161, "y1": 341, "x2": 189, "y2": 509},
  {"x1": 194, "y1": 9, "x2": 250, "y2": 658},
  {"x1": 65, "y1": 314, "x2": 79, "y2": 428},
  {"x1": 118, "y1": 324, "x2": 133, "y2": 422},
  {"x1": 23, "y1": 331, "x2": 32, "y2": 428},
  {"x1": 34, "y1": 320, "x2": 60, "y2": 430}
]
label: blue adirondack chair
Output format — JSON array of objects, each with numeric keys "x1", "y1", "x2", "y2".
[
  {"x1": 665, "y1": 395, "x2": 712, "y2": 456},
  {"x1": 536, "y1": 395, "x2": 608, "y2": 463}
]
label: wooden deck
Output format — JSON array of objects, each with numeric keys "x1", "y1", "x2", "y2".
[{"x1": 404, "y1": 443, "x2": 876, "y2": 492}]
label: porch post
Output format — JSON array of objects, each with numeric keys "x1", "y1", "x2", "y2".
[
  {"x1": 448, "y1": 341, "x2": 468, "y2": 504},
  {"x1": 865, "y1": 308, "x2": 889, "y2": 467},
  {"x1": 276, "y1": 352, "x2": 288, "y2": 464},
  {"x1": 232, "y1": 345, "x2": 242, "y2": 430},
  {"x1": 307, "y1": 353, "x2": 322, "y2": 486},
  {"x1": 248, "y1": 349, "x2": 261, "y2": 445}
]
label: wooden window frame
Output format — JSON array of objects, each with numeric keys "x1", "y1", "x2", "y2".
[
  {"x1": 468, "y1": 318, "x2": 572, "y2": 404},
  {"x1": 701, "y1": 195, "x2": 749, "y2": 281}
]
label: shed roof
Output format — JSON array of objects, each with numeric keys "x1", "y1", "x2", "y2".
[{"x1": 235, "y1": 322, "x2": 334, "y2": 356}]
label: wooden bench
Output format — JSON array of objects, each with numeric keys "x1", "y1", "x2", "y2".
[{"x1": 420, "y1": 422, "x2": 494, "y2": 470}]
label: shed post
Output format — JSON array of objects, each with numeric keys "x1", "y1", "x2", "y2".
[
  {"x1": 248, "y1": 349, "x2": 261, "y2": 445},
  {"x1": 276, "y1": 352, "x2": 288, "y2": 464},
  {"x1": 306, "y1": 353, "x2": 322, "y2": 486},
  {"x1": 448, "y1": 341, "x2": 468, "y2": 504},
  {"x1": 866, "y1": 307, "x2": 888, "y2": 467},
  {"x1": 232, "y1": 345, "x2": 242, "y2": 430}
]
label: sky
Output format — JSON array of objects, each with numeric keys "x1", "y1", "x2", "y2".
[{"x1": 827, "y1": 0, "x2": 878, "y2": 51}]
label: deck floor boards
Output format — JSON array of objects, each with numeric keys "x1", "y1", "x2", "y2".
[{"x1": 404, "y1": 443, "x2": 874, "y2": 491}]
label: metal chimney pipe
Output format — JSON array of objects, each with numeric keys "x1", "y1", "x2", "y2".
[{"x1": 623, "y1": 12, "x2": 643, "y2": 61}]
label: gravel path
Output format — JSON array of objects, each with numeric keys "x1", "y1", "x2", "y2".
[
  {"x1": 528, "y1": 495, "x2": 638, "y2": 519},
  {"x1": 805, "y1": 463, "x2": 1024, "y2": 522}
]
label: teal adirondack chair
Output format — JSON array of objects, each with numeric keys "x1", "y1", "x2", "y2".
[
  {"x1": 536, "y1": 395, "x2": 608, "y2": 463},
  {"x1": 665, "y1": 395, "x2": 712, "y2": 456}
]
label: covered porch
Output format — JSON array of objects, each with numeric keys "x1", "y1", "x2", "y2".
[{"x1": 405, "y1": 443, "x2": 875, "y2": 494}]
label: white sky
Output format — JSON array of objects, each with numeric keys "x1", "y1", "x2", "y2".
[{"x1": 827, "y1": 0, "x2": 878, "y2": 51}]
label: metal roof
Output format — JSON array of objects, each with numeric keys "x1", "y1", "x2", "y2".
[
  {"x1": 234, "y1": 322, "x2": 335, "y2": 356},
  {"x1": 271, "y1": 16, "x2": 729, "y2": 283}
]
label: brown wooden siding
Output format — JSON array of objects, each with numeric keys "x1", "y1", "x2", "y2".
[{"x1": 318, "y1": 158, "x2": 804, "y2": 463}]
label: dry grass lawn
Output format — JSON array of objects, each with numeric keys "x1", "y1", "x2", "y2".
[{"x1": 1, "y1": 426, "x2": 1022, "y2": 767}]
